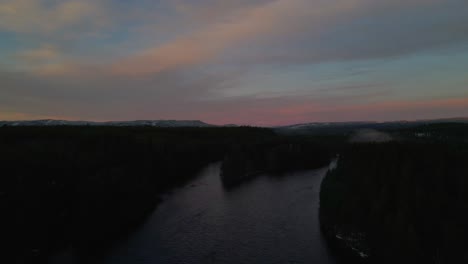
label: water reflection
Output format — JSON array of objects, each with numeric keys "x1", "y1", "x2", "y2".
[{"x1": 55, "y1": 163, "x2": 337, "y2": 264}]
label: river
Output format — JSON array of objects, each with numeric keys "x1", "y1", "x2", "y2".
[{"x1": 53, "y1": 163, "x2": 337, "y2": 264}]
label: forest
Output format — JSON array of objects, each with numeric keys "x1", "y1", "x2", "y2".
[
  {"x1": 221, "y1": 137, "x2": 331, "y2": 187},
  {"x1": 3, "y1": 122, "x2": 468, "y2": 263},
  {"x1": 0, "y1": 125, "x2": 331, "y2": 263},
  {"x1": 320, "y1": 123, "x2": 468, "y2": 263}
]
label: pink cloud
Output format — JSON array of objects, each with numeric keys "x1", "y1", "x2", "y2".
[
  {"x1": 110, "y1": 0, "x2": 377, "y2": 76},
  {"x1": 194, "y1": 96, "x2": 468, "y2": 126},
  {"x1": 13, "y1": 0, "x2": 452, "y2": 77}
]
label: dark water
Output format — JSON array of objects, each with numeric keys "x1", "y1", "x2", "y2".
[{"x1": 54, "y1": 163, "x2": 337, "y2": 264}]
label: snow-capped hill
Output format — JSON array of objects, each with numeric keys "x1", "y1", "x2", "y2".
[
  {"x1": 420, "y1": 117, "x2": 468, "y2": 124},
  {"x1": 278, "y1": 121, "x2": 376, "y2": 130},
  {"x1": 0, "y1": 119, "x2": 96, "y2": 126},
  {"x1": 276, "y1": 118, "x2": 468, "y2": 135},
  {"x1": 0, "y1": 119, "x2": 215, "y2": 127},
  {"x1": 103, "y1": 120, "x2": 214, "y2": 127}
]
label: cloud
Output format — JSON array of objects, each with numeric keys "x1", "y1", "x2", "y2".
[
  {"x1": 13, "y1": 44, "x2": 94, "y2": 76},
  {"x1": 220, "y1": 96, "x2": 468, "y2": 125},
  {"x1": 0, "y1": 65, "x2": 240, "y2": 120},
  {"x1": 0, "y1": 110, "x2": 72, "y2": 121},
  {"x1": 8, "y1": 0, "x2": 465, "y2": 77},
  {"x1": 16, "y1": 44, "x2": 60, "y2": 62},
  {"x1": 0, "y1": 0, "x2": 106, "y2": 34},
  {"x1": 226, "y1": 0, "x2": 468, "y2": 67},
  {"x1": 110, "y1": 0, "x2": 364, "y2": 76},
  {"x1": 109, "y1": 0, "x2": 468, "y2": 76},
  {"x1": 1, "y1": 65, "x2": 467, "y2": 125},
  {"x1": 1, "y1": 0, "x2": 468, "y2": 124}
]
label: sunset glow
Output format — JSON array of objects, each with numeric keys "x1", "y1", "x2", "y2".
[{"x1": 1, "y1": 0, "x2": 468, "y2": 125}]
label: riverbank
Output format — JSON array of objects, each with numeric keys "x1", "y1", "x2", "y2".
[
  {"x1": 99, "y1": 164, "x2": 337, "y2": 264},
  {"x1": 0, "y1": 126, "x2": 332, "y2": 263},
  {"x1": 319, "y1": 141, "x2": 468, "y2": 263}
]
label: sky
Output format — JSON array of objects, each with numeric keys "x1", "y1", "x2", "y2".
[{"x1": 1, "y1": 0, "x2": 468, "y2": 126}]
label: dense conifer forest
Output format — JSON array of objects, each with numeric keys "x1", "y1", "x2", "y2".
[
  {"x1": 3, "y1": 123, "x2": 468, "y2": 263},
  {"x1": 221, "y1": 139, "x2": 331, "y2": 186},
  {"x1": 320, "y1": 123, "x2": 468, "y2": 263},
  {"x1": 0, "y1": 126, "x2": 330, "y2": 263}
]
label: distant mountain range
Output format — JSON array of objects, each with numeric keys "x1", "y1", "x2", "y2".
[
  {"x1": 0, "y1": 117, "x2": 466, "y2": 128},
  {"x1": 0, "y1": 119, "x2": 215, "y2": 127},
  {"x1": 275, "y1": 117, "x2": 468, "y2": 134}
]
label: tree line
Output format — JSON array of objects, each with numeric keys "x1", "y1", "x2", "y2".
[
  {"x1": 0, "y1": 126, "x2": 331, "y2": 263},
  {"x1": 320, "y1": 135, "x2": 468, "y2": 263}
]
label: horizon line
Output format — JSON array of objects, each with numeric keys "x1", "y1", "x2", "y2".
[{"x1": 1, "y1": 116, "x2": 467, "y2": 127}]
